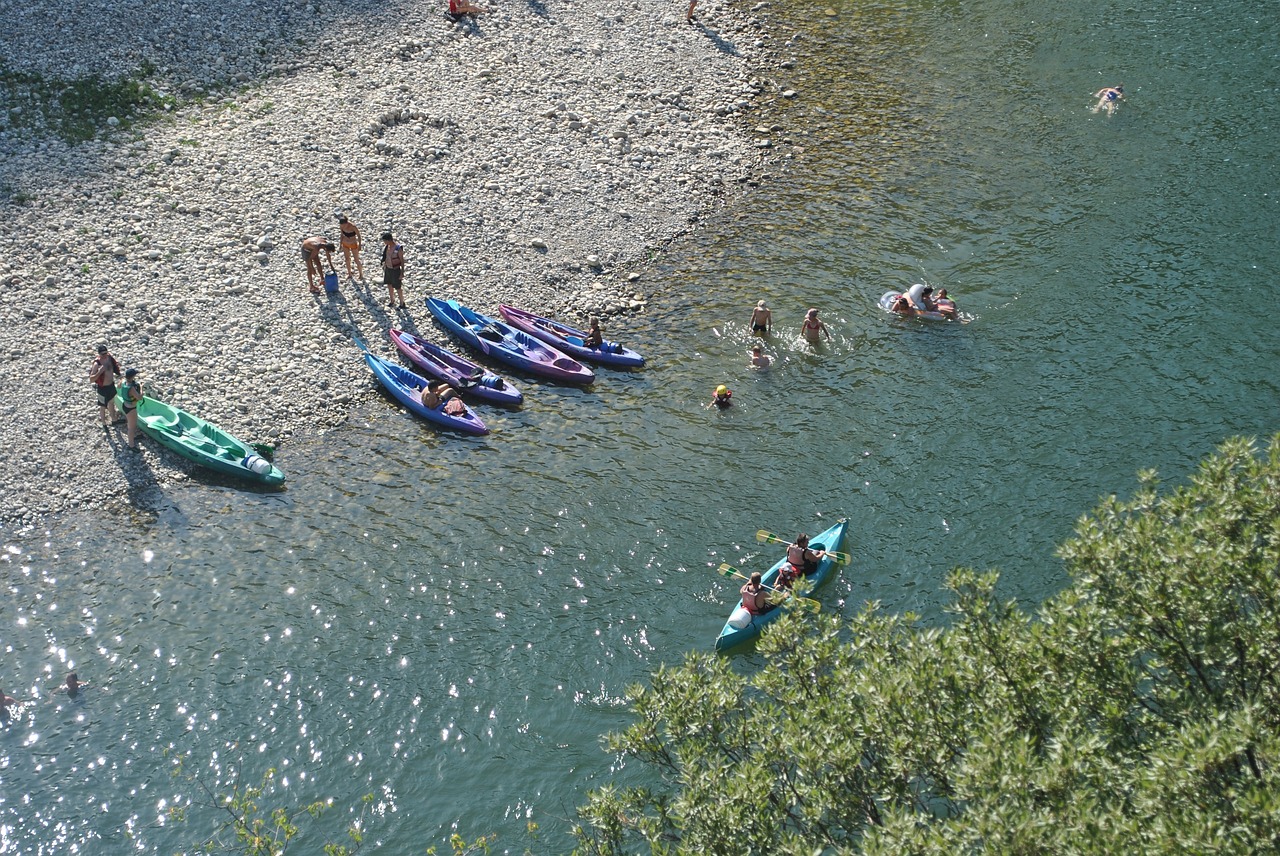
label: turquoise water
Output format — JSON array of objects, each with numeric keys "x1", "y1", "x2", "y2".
[{"x1": 2, "y1": 1, "x2": 1277, "y2": 852}]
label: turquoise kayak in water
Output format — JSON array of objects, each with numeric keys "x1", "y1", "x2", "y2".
[{"x1": 714, "y1": 518, "x2": 848, "y2": 653}]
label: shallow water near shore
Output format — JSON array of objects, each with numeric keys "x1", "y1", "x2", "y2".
[{"x1": 3, "y1": 0, "x2": 1277, "y2": 852}]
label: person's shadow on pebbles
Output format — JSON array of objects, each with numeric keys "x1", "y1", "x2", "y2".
[
  {"x1": 693, "y1": 21, "x2": 740, "y2": 57},
  {"x1": 105, "y1": 426, "x2": 163, "y2": 510}
]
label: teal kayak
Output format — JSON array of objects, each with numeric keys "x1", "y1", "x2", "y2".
[
  {"x1": 116, "y1": 392, "x2": 284, "y2": 486},
  {"x1": 714, "y1": 518, "x2": 848, "y2": 652}
]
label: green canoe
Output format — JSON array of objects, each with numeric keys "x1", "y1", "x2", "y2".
[{"x1": 116, "y1": 392, "x2": 285, "y2": 487}]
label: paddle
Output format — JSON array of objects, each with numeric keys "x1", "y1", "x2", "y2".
[
  {"x1": 717, "y1": 564, "x2": 821, "y2": 613},
  {"x1": 755, "y1": 530, "x2": 851, "y2": 565}
]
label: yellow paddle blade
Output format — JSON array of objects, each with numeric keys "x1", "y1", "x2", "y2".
[{"x1": 718, "y1": 563, "x2": 741, "y2": 579}]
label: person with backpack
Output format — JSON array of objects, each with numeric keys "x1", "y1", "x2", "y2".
[{"x1": 90, "y1": 344, "x2": 123, "y2": 427}]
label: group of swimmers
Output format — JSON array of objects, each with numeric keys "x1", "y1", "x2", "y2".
[
  {"x1": 748, "y1": 300, "x2": 832, "y2": 344},
  {"x1": 710, "y1": 301, "x2": 835, "y2": 408},
  {"x1": 1, "y1": 673, "x2": 88, "y2": 720},
  {"x1": 888, "y1": 284, "x2": 958, "y2": 319},
  {"x1": 738, "y1": 533, "x2": 828, "y2": 615}
]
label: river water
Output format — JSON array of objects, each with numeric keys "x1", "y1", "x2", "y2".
[{"x1": 2, "y1": 0, "x2": 1276, "y2": 852}]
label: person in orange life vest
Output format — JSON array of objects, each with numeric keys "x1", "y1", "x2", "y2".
[
  {"x1": 709, "y1": 384, "x2": 732, "y2": 409},
  {"x1": 780, "y1": 533, "x2": 826, "y2": 588},
  {"x1": 740, "y1": 572, "x2": 769, "y2": 615}
]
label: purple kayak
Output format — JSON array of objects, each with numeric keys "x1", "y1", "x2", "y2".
[
  {"x1": 498, "y1": 305, "x2": 645, "y2": 368},
  {"x1": 389, "y1": 328, "x2": 524, "y2": 407},
  {"x1": 425, "y1": 297, "x2": 595, "y2": 385}
]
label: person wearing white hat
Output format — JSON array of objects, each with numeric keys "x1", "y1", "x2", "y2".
[{"x1": 749, "y1": 299, "x2": 772, "y2": 335}]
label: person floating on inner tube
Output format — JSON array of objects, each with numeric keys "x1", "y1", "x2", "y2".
[
  {"x1": 935, "y1": 288, "x2": 958, "y2": 319},
  {"x1": 709, "y1": 385, "x2": 733, "y2": 409},
  {"x1": 904, "y1": 283, "x2": 935, "y2": 312}
]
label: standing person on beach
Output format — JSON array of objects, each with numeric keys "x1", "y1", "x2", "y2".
[
  {"x1": 301, "y1": 236, "x2": 335, "y2": 294},
  {"x1": 90, "y1": 344, "x2": 123, "y2": 427},
  {"x1": 802, "y1": 308, "x2": 831, "y2": 344},
  {"x1": 120, "y1": 368, "x2": 144, "y2": 451},
  {"x1": 381, "y1": 231, "x2": 407, "y2": 308},
  {"x1": 337, "y1": 215, "x2": 364, "y2": 281},
  {"x1": 749, "y1": 300, "x2": 772, "y2": 335}
]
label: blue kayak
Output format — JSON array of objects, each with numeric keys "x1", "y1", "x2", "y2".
[
  {"x1": 714, "y1": 518, "x2": 849, "y2": 653},
  {"x1": 426, "y1": 297, "x2": 595, "y2": 385},
  {"x1": 359, "y1": 347, "x2": 489, "y2": 436}
]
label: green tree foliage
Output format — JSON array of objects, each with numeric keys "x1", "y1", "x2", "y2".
[{"x1": 574, "y1": 436, "x2": 1280, "y2": 854}]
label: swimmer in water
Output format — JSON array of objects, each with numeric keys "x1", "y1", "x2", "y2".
[{"x1": 1091, "y1": 84, "x2": 1124, "y2": 117}]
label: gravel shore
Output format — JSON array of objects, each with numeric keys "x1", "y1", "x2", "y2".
[{"x1": 0, "y1": 0, "x2": 780, "y2": 526}]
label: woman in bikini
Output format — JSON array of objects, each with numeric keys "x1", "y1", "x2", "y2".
[
  {"x1": 337, "y1": 215, "x2": 364, "y2": 281},
  {"x1": 802, "y1": 308, "x2": 831, "y2": 344}
]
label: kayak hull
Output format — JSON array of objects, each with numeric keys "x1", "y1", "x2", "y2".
[
  {"x1": 714, "y1": 518, "x2": 848, "y2": 653},
  {"x1": 426, "y1": 298, "x2": 596, "y2": 385},
  {"x1": 361, "y1": 350, "x2": 489, "y2": 435},
  {"x1": 388, "y1": 328, "x2": 524, "y2": 407},
  {"x1": 497, "y1": 304, "x2": 645, "y2": 368},
  {"x1": 116, "y1": 393, "x2": 285, "y2": 486}
]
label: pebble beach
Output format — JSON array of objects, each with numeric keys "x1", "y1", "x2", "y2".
[{"x1": 0, "y1": 0, "x2": 788, "y2": 525}]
